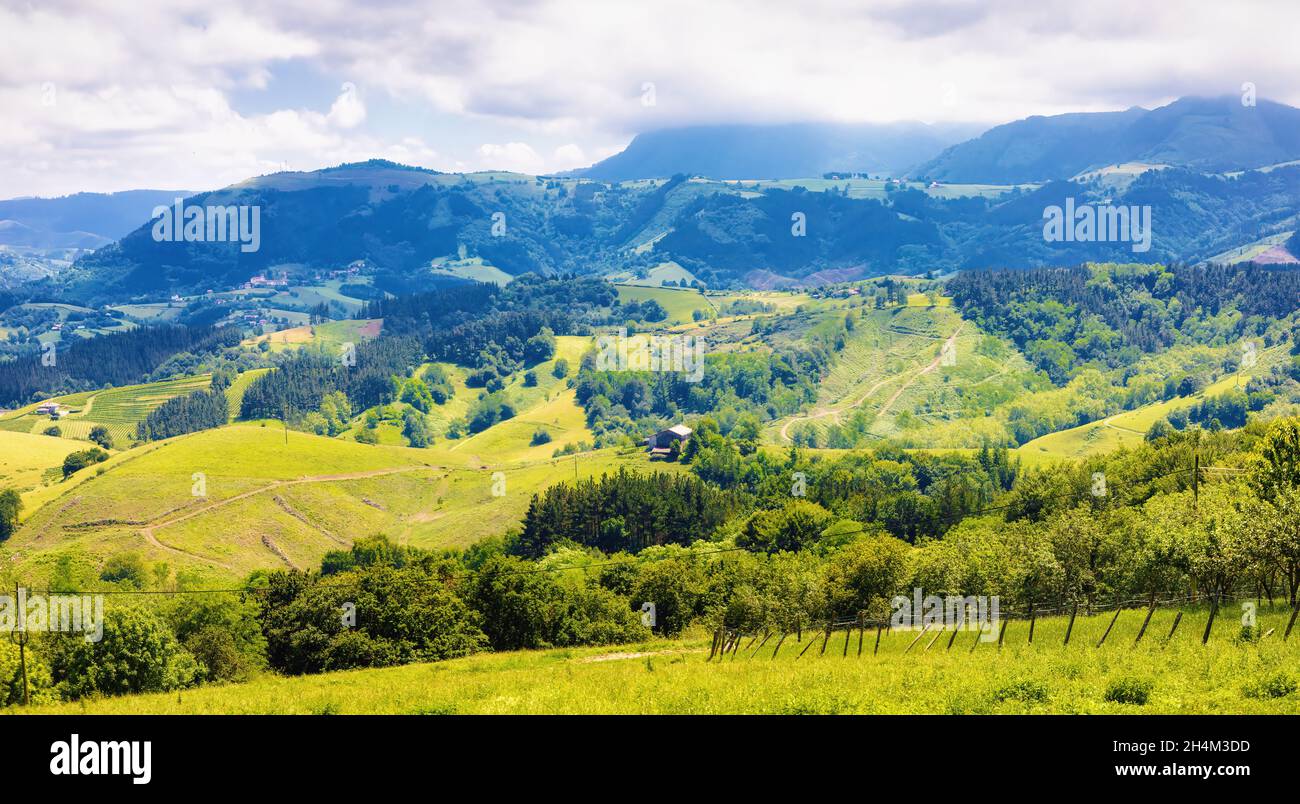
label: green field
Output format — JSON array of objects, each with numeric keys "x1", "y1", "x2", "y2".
[
  {"x1": 615, "y1": 284, "x2": 718, "y2": 325},
  {"x1": 23, "y1": 602, "x2": 1300, "y2": 714},
  {"x1": 0, "y1": 374, "x2": 212, "y2": 449},
  {"x1": 2, "y1": 420, "x2": 679, "y2": 586}
]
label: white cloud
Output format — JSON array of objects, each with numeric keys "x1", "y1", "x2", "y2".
[
  {"x1": 327, "y1": 83, "x2": 366, "y2": 128},
  {"x1": 476, "y1": 142, "x2": 545, "y2": 173},
  {"x1": 2, "y1": 0, "x2": 1298, "y2": 195}
]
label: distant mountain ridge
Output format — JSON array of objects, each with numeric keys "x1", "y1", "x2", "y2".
[
  {"x1": 573, "y1": 121, "x2": 985, "y2": 181},
  {"x1": 914, "y1": 95, "x2": 1300, "y2": 182},
  {"x1": 0, "y1": 190, "x2": 192, "y2": 251}
]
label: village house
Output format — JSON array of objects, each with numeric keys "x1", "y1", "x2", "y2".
[{"x1": 643, "y1": 424, "x2": 692, "y2": 456}]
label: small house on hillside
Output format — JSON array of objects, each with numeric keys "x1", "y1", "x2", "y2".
[
  {"x1": 644, "y1": 424, "x2": 692, "y2": 456},
  {"x1": 35, "y1": 402, "x2": 62, "y2": 417}
]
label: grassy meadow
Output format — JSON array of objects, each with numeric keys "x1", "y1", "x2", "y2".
[{"x1": 21, "y1": 602, "x2": 1300, "y2": 715}]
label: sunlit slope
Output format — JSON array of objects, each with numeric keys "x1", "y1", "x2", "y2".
[
  {"x1": 0, "y1": 431, "x2": 91, "y2": 494},
  {"x1": 2, "y1": 422, "x2": 677, "y2": 586}
]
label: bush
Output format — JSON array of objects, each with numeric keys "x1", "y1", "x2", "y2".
[
  {"x1": 43, "y1": 425, "x2": 61, "y2": 437},
  {"x1": 0, "y1": 488, "x2": 21, "y2": 542},
  {"x1": 1104, "y1": 677, "x2": 1153, "y2": 706},
  {"x1": 530, "y1": 428, "x2": 552, "y2": 446},
  {"x1": 552, "y1": 358, "x2": 569, "y2": 379},
  {"x1": 355, "y1": 428, "x2": 379, "y2": 445},
  {"x1": 468, "y1": 555, "x2": 650, "y2": 650},
  {"x1": 1243, "y1": 672, "x2": 1297, "y2": 700},
  {"x1": 257, "y1": 565, "x2": 487, "y2": 675},
  {"x1": 993, "y1": 678, "x2": 1050, "y2": 704},
  {"x1": 62, "y1": 447, "x2": 109, "y2": 478},
  {"x1": 88, "y1": 425, "x2": 114, "y2": 449},
  {"x1": 46, "y1": 606, "x2": 202, "y2": 700},
  {"x1": 0, "y1": 640, "x2": 54, "y2": 706},
  {"x1": 99, "y1": 552, "x2": 148, "y2": 588},
  {"x1": 164, "y1": 595, "x2": 267, "y2": 683},
  {"x1": 629, "y1": 558, "x2": 704, "y2": 637}
]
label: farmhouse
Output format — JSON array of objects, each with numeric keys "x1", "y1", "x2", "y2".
[
  {"x1": 644, "y1": 424, "x2": 692, "y2": 456},
  {"x1": 35, "y1": 402, "x2": 63, "y2": 417}
]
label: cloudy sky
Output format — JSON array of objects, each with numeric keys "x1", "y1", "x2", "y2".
[{"x1": 3, "y1": 0, "x2": 1298, "y2": 197}]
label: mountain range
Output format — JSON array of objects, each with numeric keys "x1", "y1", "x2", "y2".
[
  {"x1": 5, "y1": 95, "x2": 1300, "y2": 303},
  {"x1": 0, "y1": 190, "x2": 190, "y2": 252},
  {"x1": 914, "y1": 95, "x2": 1300, "y2": 183},
  {"x1": 573, "y1": 121, "x2": 984, "y2": 181}
]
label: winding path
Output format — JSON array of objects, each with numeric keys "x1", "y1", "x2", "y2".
[
  {"x1": 778, "y1": 323, "x2": 964, "y2": 443},
  {"x1": 137, "y1": 466, "x2": 430, "y2": 568}
]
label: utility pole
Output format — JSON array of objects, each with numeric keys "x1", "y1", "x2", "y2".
[
  {"x1": 12, "y1": 584, "x2": 29, "y2": 706},
  {"x1": 1192, "y1": 450, "x2": 1199, "y2": 514}
]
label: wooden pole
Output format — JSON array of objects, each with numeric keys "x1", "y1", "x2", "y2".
[
  {"x1": 797, "y1": 633, "x2": 819, "y2": 659},
  {"x1": 1097, "y1": 607, "x2": 1122, "y2": 647},
  {"x1": 873, "y1": 624, "x2": 882, "y2": 656},
  {"x1": 1027, "y1": 602, "x2": 1036, "y2": 644},
  {"x1": 1202, "y1": 599, "x2": 1218, "y2": 645},
  {"x1": 1134, "y1": 594, "x2": 1157, "y2": 644},
  {"x1": 946, "y1": 617, "x2": 962, "y2": 650},
  {"x1": 819, "y1": 622, "x2": 832, "y2": 656},
  {"x1": 771, "y1": 632, "x2": 788, "y2": 659},
  {"x1": 1064, "y1": 603, "x2": 1078, "y2": 645},
  {"x1": 1165, "y1": 610, "x2": 1183, "y2": 642},
  {"x1": 856, "y1": 613, "x2": 865, "y2": 657},
  {"x1": 708, "y1": 628, "x2": 720, "y2": 661},
  {"x1": 13, "y1": 585, "x2": 28, "y2": 706},
  {"x1": 750, "y1": 631, "x2": 773, "y2": 658},
  {"x1": 1285, "y1": 599, "x2": 1300, "y2": 640},
  {"x1": 996, "y1": 618, "x2": 1009, "y2": 649},
  {"x1": 924, "y1": 625, "x2": 945, "y2": 652},
  {"x1": 904, "y1": 623, "x2": 932, "y2": 653}
]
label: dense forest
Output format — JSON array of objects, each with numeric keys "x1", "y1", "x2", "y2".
[
  {"x1": 0, "y1": 324, "x2": 240, "y2": 407},
  {"x1": 136, "y1": 373, "x2": 230, "y2": 441},
  {"x1": 948, "y1": 263, "x2": 1300, "y2": 384}
]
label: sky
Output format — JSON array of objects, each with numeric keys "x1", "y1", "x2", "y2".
[{"x1": 2, "y1": 0, "x2": 1299, "y2": 198}]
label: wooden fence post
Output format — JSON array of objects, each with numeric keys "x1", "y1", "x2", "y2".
[
  {"x1": 946, "y1": 612, "x2": 963, "y2": 651},
  {"x1": 708, "y1": 628, "x2": 721, "y2": 661},
  {"x1": 873, "y1": 624, "x2": 883, "y2": 656},
  {"x1": 1064, "y1": 603, "x2": 1078, "y2": 645},
  {"x1": 924, "y1": 625, "x2": 945, "y2": 652},
  {"x1": 771, "y1": 632, "x2": 788, "y2": 659},
  {"x1": 1097, "y1": 607, "x2": 1122, "y2": 647},
  {"x1": 819, "y1": 622, "x2": 832, "y2": 656},
  {"x1": 1027, "y1": 602, "x2": 1036, "y2": 644},
  {"x1": 1285, "y1": 599, "x2": 1300, "y2": 640},
  {"x1": 797, "y1": 633, "x2": 819, "y2": 659},
  {"x1": 1202, "y1": 599, "x2": 1218, "y2": 645},
  {"x1": 1165, "y1": 610, "x2": 1183, "y2": 642},
  {"x1": 750, "y1": 631, "x2": 773, "y2": 658},
  {"x1": 856, "y1": 613, "x2": 865, "y2": 657},
  {"x1": 996, "y1": 618, "x2": 1008, "y2": 649},
  {"x1": 905, "y1": 623, "x2": 932, "y2": 654},
  {"x1": 1134, "y1": 594, "x2": 1157, "y2": 644}
]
